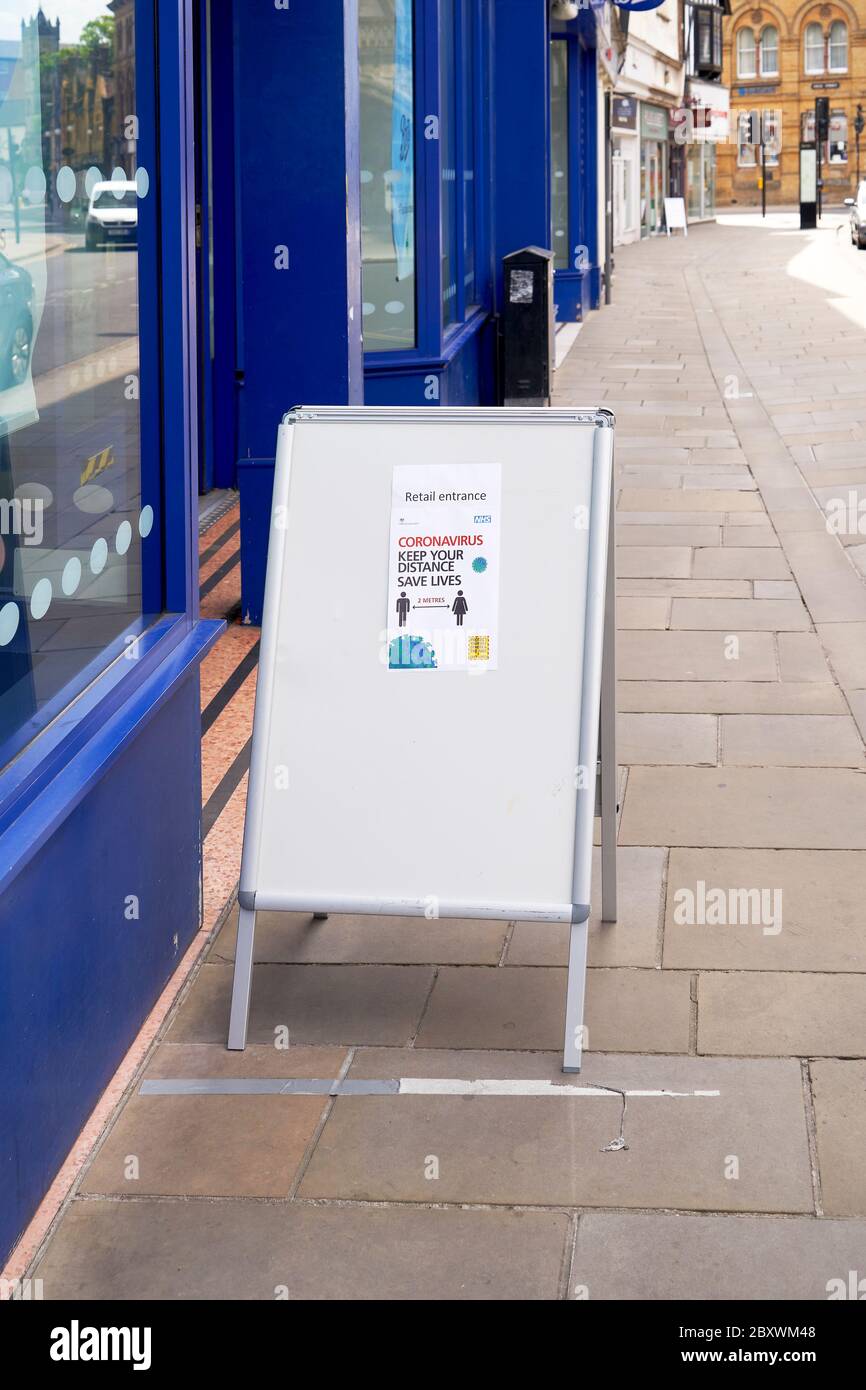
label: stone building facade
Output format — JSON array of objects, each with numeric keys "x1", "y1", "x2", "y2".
[{"x1": 717, "y1": 1, "x2": 866, "y2": 205}]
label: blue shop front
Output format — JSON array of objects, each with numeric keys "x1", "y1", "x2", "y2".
[
  {"x1": 0, "y1": 0, "x2": 220, "y2": 1264},
  {"x1": 0, "y1": 0, "x2": 603, "y2": 1265},
  {"x1": 192, "y1": 0, "x2": 603, "y2": 619}
]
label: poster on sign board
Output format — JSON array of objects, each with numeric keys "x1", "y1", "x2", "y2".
[{"x1": 386, "y1": 462, "x2": 501, "y2": 671}]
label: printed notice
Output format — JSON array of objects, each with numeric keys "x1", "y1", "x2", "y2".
[{"x1": 387, "y1": 463, "x2": 501, "y2": 671}]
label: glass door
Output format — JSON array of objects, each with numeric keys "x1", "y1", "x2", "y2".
[{"x1": 193, "y1": 0, "x2": 237, "y2": 494}]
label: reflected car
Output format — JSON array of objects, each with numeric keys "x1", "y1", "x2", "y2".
[
  {"x1": 85, "y1": 181, "x2": 138, "y2": 251},
  {"x1": 0, "y1": 251, "x2": 34, "y2": 389},
  {"x1": 844, "y1": 182, "x2": 866, "y2": 249}
]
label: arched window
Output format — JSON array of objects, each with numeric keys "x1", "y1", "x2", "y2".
[
  {"x1": 759, "y1": 26, "x2": 778, "y2": 76},
  {"x1": 828, "y1": 20, "x2": 848, "y2": 72},
  {"x1": 804, "y1": 22, "x2": 824, "y2": 74},
  {"x1": 737, "y1": 28, "x2": 756, "y2": 78}
]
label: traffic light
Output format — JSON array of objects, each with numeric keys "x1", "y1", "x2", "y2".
[{"x1": 816, "y1": 97, "x2": 830, "y2": 142}]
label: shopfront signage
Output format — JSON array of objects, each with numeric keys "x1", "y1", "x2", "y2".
[
  {"x1": 641, "y1": 104, "x2": 669, "y2": 141},
  {"x1": 612, "y1": 96, "x2": 638, "y2": 131}
]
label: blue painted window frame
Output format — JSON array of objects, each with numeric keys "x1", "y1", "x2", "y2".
[
  {"x1": 550, "y1": 18, "x2": 599, "y2": 318},
  {"x1": 0, "y1": 0, "x2": 208, "y2": 837},
  {"x1": 365, "y1": 0, "x2": 492, "y2": 376}
]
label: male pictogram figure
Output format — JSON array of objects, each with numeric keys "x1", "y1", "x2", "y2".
[
  {"x1": 452, "y1": 590, "x2": 468, "y2": 627},
  {"x1": 396, "y1": 591, "x2": 411, "y2": 628}
]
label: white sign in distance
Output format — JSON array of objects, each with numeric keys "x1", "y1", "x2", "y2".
[{"x1": 664, "y1": 197, "x2": 688, "y2": 235}]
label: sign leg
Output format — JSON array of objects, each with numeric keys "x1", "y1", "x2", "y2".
[
  {"x1": 563, "y1": 919, "x2": 588, "y2": 1072},
  {"x1": 601, "y1": 472, "x2": 617, "y2": 924},
  {"x1": 227, "y1": 906, "x2": 257, "y2": 1050}
]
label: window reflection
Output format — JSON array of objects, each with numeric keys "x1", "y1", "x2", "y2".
[
  {"x1": 0, "y1": 2, "x2": 154, "y2": 765},
  {"x1": 359, "y1": 0, "x2": 416, "y2": 352},
  {"x1": 550, "y1": 41, "x2": 569, "y2": 271}
]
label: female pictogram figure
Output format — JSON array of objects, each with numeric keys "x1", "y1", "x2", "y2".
[{"x1": 452, "y1": 590, "x2": 468, "y2": 627}]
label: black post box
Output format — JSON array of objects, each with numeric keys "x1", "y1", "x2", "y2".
[{"x1": 501, "y1": 246, "x2": 555, "y2": 407}]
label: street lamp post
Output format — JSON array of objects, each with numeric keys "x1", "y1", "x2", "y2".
[{"x1": 855, "y1": 105, "x2": 865, "y2": 187}]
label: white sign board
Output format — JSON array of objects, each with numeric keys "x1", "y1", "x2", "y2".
[
  {"x1": 664, "y1": 197, "x2": 688, "y2": 235},
  {"x1": 229, "y1": 407, "x2": 617, "y2": 1071}
]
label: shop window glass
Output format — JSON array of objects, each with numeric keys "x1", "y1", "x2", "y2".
[
  {"x1": 804, "y1": 23, "x2": 824, "y2": 75},
  {"x1": 550, "y1": 41, "x2": 569, "y2": 271},
  {"x1": 440, "y1": 0, "x2": 482, "y2": 330},
  {"x1": 759, "y1": 27, "x2": 778, "y2": 77},
  {"x1": 687, "y1": 142, "x2": 702, "y2": 218},
  {"x1": 461, "y1": 1, "x2": 477, "y2": 307},
  {"x1": 360, "y1": 0, "x2": 416, "y2": 352},
  {"x1": 828, "y1": 21, "x2": 847, "y2": 73},
  {"x1": 762, "y1": 110, "x2": 780, "y2": 167},
  {"x1": 736, "y1": 29, "x2": 756, "y2": 79},
  {"x1": 828, "y1": 111, "x2": 847, "y2": 163},
  {"x1": 0, "y1": 1, "x2": 158, "y2": 766},
  {"x1": 440, "y1": 0, "x2": 457, "y2": 329},
  {"x1": 695, "y1": 9, "x2": 722, "y2": 72},
  {"x1": 702, "y1": 143, "x2": 716, "y2": 216},
  {"x1": 801, "y1": 111, "x2": 816, "y2": 143}
]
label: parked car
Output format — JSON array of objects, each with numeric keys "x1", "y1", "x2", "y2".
[
  {"x1": 0, "y1": 251, "x2": 34, "y2": 389},
  {"x1": 844, "y1": 182, "x2": 866, "y2": 249},
  {"x1": 85, "y1": 180, "x2": 138, "y2": 251}
]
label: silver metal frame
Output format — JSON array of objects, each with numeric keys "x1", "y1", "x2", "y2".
[{"x1": 228, "y1": 406, "x2": 617, "y2": 1071}]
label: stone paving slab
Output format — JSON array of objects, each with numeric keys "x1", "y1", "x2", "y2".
[
  {"x1": 669, "y1": 598, "x2": 810, "y2": 631},
  {"x1": 617, "y1": 631, "x2": 777, "y2": 682},
  {"x1": 80, "y1": 1093, "x2": 327, "y2": 1198},
  {"x1": 777, "y1": 633, "x2": 834, "y2": 683},
  {"x1": 619, "y1": 489, "x2": 763, "y2": 513},
  {"x1": 810, "y1": 1060, "x2": 866, "y2": 1217},
  {"x1": 211, "y1": 907, "x2": 507, "y2": 966},
  {"x1": 616, "y1": 547, "x2": 692, "y2": 579},
  {"x1": 616, "y1": 524, "x2": 721, "y2": 547},
  {"x1": 755, "y1": 580, "x2": 800, "y2": 599},
  {"x1": 34, "y1": 1199, "x2": 570, "y2": 1301},
  {"x1": 615, "y1": 597, "x2": 671, "y2": 629},
  {"x1": 617, "y1": 578, "x2": 752, "y2": 598},
  {"x1": 415, "y1": 966, "x2": 691, "y2": 1054},
  {"x1": 507, "y1": 846, "x2": 664, "y2": 969},
  {"x1": 619, "y1": 712, "x2": 717, "y2": 765},
  {"x1": 620, "y1": 767, "x2": 866, "y2": 848},
  {"x1": 663, "y1": 848, "x2": 866, "y2": 972},
  {"x1": 720, "y1": 715, "x2": 864, "y2": 768},
  {"x1": 299, "y1": 1052, "x2": 813, "y2": 1213},
  {"x1": 815, "y1": 622, "x2": 866, "y2": 690},
  {"x1": 723, "y1": 524, "x2": 782, "y2": 547},
  {"x1": 617, "y1": 681, "x2": 844, "y2": 715},
  {"x1": 167, "y1": 963, "x2": 435, "y2": 1046},
  {"x1": 144, "y1": 1042, "x2": 349, "y2": 1079},
  {"x1": 693, "y1": 548, "x2": 791, "y2": 579},
  {"x1": 781, "y1": 535, "x2": 866, "y2": 623},
  {"x1": 618, "y1": 510, "x2": 726, "y2": 526},
  {"x1": 698, "y1": 973, "x2": 866, "y2": 1057},
  {"x1": 571, "y1": 1212, "x2": 866, "y2": 1301}
]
